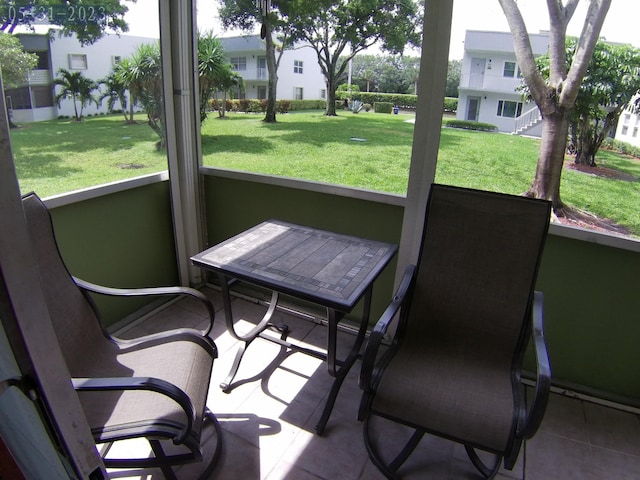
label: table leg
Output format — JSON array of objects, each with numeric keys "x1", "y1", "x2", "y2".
[
  {"x1": 315, "y1": 284, "x2": 373, "y2": 434},
  {"x1": 218, "y1": 274, "x2": 286, "y2": 393}
]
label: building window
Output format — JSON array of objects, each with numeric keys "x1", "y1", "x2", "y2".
[
  {"x1": 497, "y1": 100, "x2": 523, "y2": 118},
  {"x1": 503, "y1": 61, "x2": 517, "y2": 78},
  {"x1": 4, "y1": 87, "x2": 31, "y2": 109},
  {"x1": 621, "y1": 113, "x2": 631, "y2": 135},
  {"x1": 294, "y1": 87, "x2": 303, "y2": 100},
  {"x1": 68, "y1": 54, "x2": 88, "y2": 70},
  {"x1": 32, "y1": 86, "x2": 54, "y2": 108},
  {"x1": 112, "y1": 55, "x2": 122, "y2": 66},
  {"x1": 231, "y1": 57, "x2": 246, "y2": 71},
  {"x1": 320, "y1": 89, "x2": 326, "y2": 99},
  {"x1": 294, "y1": 60, "x2": 303, "y2": 74},
  {"x1": 257, "y1": 85, "x2": 267, "y2": 100}
]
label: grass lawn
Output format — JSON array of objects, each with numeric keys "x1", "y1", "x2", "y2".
[{"x1": 9, "y1": 111, "x2": 640, "y2": 236}]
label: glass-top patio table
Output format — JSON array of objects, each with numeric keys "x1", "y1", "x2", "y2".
[{"x1": 191, "y1": 219, "x2": 397, "y2": 434}]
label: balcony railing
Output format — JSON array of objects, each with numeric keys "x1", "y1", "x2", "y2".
[{"x1": 27, "y1": 69, "x2": 52, "y2": 86}]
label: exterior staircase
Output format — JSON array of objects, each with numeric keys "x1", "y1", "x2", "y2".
[{"x1": 514, "y1": 106, "x2": 542, "y2": 134}]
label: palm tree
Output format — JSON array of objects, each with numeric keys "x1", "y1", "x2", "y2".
[
  {"x1": 53, "y1": 68, "x2": 99, "y2": 121},
  {"x1": 198, "y1": 32, "x2": 228, "y2": 123},
  {"x1": 98, "y1": 67, "x2": 133, "y2": 123},
  {"x1": 215, "y1": 67, "x2": 244, "y2": 119},
  {"x1": 118, "y1": 43, "x2": 165, "y2": 149}
]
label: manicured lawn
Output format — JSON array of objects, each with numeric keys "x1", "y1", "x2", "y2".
[{"x1": 9, "y1": 111, "x2": 640, "y2": 236}]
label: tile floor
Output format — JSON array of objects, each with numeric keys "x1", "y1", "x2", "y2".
[{"x1": 110, "y1": 287, "x2": 640, "y2": 480}]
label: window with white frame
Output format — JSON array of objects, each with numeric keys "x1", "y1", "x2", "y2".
[
  {"x1": 320, "y1": 89, "x2": 326, "y2": 99},
  {"x1": 294, "y1": 87, "x2": 303, "y2": 100},
  {"x1": 112, "y1": 55, "x2": 122, "y2": 66},
  {"x1": 231, "y1": 57, "x2": 246, "y2": 71},
  {"x1": 497, "y1": 100, "x2": 523, "y2": 118},
  {"x1": 503, "y1": 61, "x2": 522, "y2": 78},
  {"x1": 294, "y1": 60, "x2": 303, "y2": 74},
  {"x1": 621, "y1": 113, "x2": 631, "y2": 135},
  {"x1": 68, "y1": 54, "x2": 88, "y2": 70}
]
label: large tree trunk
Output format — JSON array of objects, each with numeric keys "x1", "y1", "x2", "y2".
[
  {"x1": 325, "y1": 77, "x2": 337, "y2": 116},
  {"x1": 263, "y1": 15, "x2": 278, "y2": 123},
  {"x1": 527, "y1": 109, "x2": 570, "y2": 210},
  {"x1": 574, "y1": 115, "x2": 597, "y2": 166}
]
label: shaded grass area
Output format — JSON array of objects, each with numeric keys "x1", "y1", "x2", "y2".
[
  {"x1": 10, "y1": 111, "x2": 640, "y2": 236},
  {"x1": 11, "y1": 114, "x2": 167, "y2": 195}
]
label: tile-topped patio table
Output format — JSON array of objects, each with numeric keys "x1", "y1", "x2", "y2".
[{"x1": 191, "y1": 219, "x2": 397, "y2": 434}]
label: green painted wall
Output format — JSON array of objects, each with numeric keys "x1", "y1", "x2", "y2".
[
  {"x1": 45, "y1": 176, "x2": 640, "y2": 402},
  {"x1": 202, "y1": 175, "x2": 403, "y2": 324},
  {"x1": 535, "y1": 234, "x2": 640, "y2": 401},
  {"x1": 48, "y1": 181, "x2": 178, "y2": 328}
]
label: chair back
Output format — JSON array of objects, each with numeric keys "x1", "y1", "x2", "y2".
[
  {"x1": 21, "y1": 193, "x2": 114, "y2": 372},
  {"x1": 407, "y1": 184, "x2": 551, "y2": 368}
]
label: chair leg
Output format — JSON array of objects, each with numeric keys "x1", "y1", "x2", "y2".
[
  {"x1": 363, "y1": 415, "x2": 425, "y2": 480},
  {"x1": 197, "y1": 408, "x2": 223, "y2": 480},
  {"x1": 149, "y1": 439, "x2": 179, "y2": 480},
  {"x1": 464, "y1": 445, "x2": 501, "y2": 479}
]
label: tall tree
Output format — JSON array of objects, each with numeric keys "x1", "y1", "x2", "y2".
[
  {"x1": 530, "y1": 39, "x2": 640, "y2": 167},
  {"x1": 198, "y1": 31, "x2": 229, "y2": 124},
  {"x1": 0, "y1": 32, "x2": 38, "y2": 128},
  {"x1": 118, "y1": 43, "x2": 165, "y2": 149},
  {"x1": 218, "y1": 0, "x2": 292, "y2": 123},
  {"x1": 569, "y1": 41, "x2": 640, "y2": 166},
  {"x1": 0, "y1": 0, "x2": 132, "y2": 45},
  {"x1": 0, "y1": 32, "x2": 38, "y2": 87},
  {"x1": 99, "y1": 67, "x2": 132, "y2": 123},
  {"x1": 498, "y1": 0, "x2": 612, "y2": 214},
  {"x1": 53, "y1": 68, "x2": 99, "y2": 121},
  {"x1": 446, "y1": 59, "x2": 461, "y2": 98},
  {"x1": 280, "y1": 0, "x2": 422, "y2": 116}
]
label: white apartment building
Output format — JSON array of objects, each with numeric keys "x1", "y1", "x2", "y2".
[
  {"x1": 8, "y1": 32, "x2": 154, "y2": 123},
  {"x1": 614, "y1": 99, "x2": 640, "y2": 148},
  {"x1": 457, "y1": 30, "x2": 550, "y2": 136},
  {"x1": 6, "y1": 32, "x2": 327, "y2": 123},
  {"x1": 219, "y1": 35, "x2": 326, "y2": 101}
]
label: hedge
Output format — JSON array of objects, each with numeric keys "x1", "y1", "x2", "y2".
[
  {"x1": 208, "y1": 95, "x2": 458, "y2": 114},
  {"x1": 208, "y1": 98, "x2": 325, "y2": 114},
  {"x1": 335, "y1": 91, "x2": 458, "y2": 113},
  {"x1": 443, "y1": 119, "x2": 498, "y2": 132}
]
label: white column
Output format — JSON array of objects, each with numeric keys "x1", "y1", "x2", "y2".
[
  {"x1": 159, "y1": 0, "x2": 205, "y2": 286},
  {"x1": 397, "y1": 0, "x2": 454, "y2": 269}
]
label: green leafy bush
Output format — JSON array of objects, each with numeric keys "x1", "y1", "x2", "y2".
[
  {"x1": 443, "y1": 119, "x2": 498, "y2": 132},
  {"x1": 374, "y1": 102, "x2": 393, "y2": 114},
  {"x1": 602, "y1": 138, "x2": 640, "y2": 159}
]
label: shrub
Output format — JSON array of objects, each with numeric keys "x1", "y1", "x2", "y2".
[
  {"x1": 276, "y1": 100, "x2": 291, "y2": 113},
  {"x1": 443, "y1": 119, "x2": 498, "y2": 132},
  {"x1": 602, "y1": 137, "x2": 640, "y2": 159},
  {"x1": 443, "y1": 97, "x2": 458, "y2": 113},
  {"x1": 374, "y1": 102, "x2": 393, "y2": 114}
]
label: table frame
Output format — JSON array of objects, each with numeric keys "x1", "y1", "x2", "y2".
[{"x1": 191, "y1": 220, "x2": 397, "y2": 434}]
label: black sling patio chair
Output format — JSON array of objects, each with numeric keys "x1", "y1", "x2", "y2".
[
  {"x1": 21, "y1": 192, "x2": 222, "y2": 479},
  {"x1": 358, "y1": 184, "x2": 552, "y2": 479}
]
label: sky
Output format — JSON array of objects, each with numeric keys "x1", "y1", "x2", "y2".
[{"x1": 122, "y1": 0, "x2": 640, "y2": 60}]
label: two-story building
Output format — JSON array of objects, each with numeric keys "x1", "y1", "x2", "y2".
[
  {"x1": 6, "y1": 32, "x2": 155, "y2": 123},
  {"x1": 456, "y1": 29, "x2": 550, "y2": 136},
  {"x1": 219, "y1": 35, "x2": 326, "y2": 101}
]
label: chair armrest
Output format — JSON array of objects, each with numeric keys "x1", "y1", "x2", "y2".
[
  {"x1": 72, "y1": 376, "x2": 195, "y2": 443},
  {"x1": 73, "y1": 276, "x2": 215, "y2": 337},
  {"x1": 518, "y1": 291, "x2": 551, "y2": 439},
  {"x1": 359, "y1": 264, "x2": 416, "y2": 392}
]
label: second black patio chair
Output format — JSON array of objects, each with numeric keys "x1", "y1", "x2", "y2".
[
  {"x1": 359, "y1": 184, "x2": 552, "y2": 479},
  {"x1": 22, "y1": 192, "x2": 222, "y2": 479}
]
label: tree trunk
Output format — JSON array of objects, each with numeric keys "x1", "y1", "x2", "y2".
[
  {"x1": 325, "y1": 77, "x2": 337, "y2": 116},
  {"x1": 263, "y1": 16, "x2": 278, "y2": 123},
  {"x1": 574, "y1": 116, "x2": 597, "y2": 166},
  {"x1": 527, "y1": 109, "x2": 570, "y2": 210}
]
